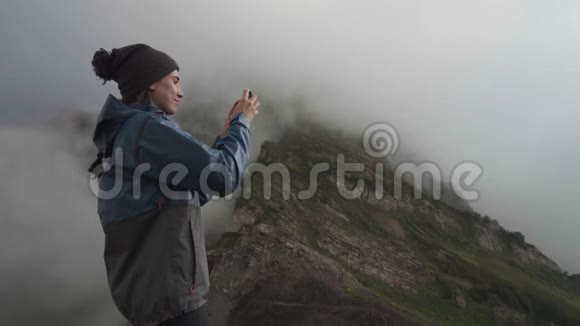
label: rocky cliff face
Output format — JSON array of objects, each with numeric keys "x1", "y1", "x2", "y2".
[
  {"x1": 206, "y1": 224, "x2": 427, "y2": 326},
  {"x1": 205, "y1": 124, "x2": 580, "y2": 325}
]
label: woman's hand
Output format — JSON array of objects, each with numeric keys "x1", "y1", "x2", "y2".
[
  {"x1": 219, "y1": 100, "x2": 238, "y2": 138},
  {"x1": 220, "y1": 89, "x2": 261, "y2": 138},
  {"x1": 231, "y1": 88, "x2": 261, "y2": 121}
]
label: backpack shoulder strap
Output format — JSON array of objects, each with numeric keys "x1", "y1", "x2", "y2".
[{"x1": 88, "y1": 112, "x2": 152, "y2": 178}]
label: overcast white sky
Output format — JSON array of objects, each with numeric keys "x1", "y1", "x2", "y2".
[{"x1": 1, "y1": 0, "x2": 579, "y2": 285}]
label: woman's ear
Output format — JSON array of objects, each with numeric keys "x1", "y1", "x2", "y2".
[{"x1": 149, "y1": 82, "x2": 157, "y2": 91}]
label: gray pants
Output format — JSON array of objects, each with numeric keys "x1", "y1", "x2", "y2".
[{"x1": 157, "y1": 304, "x2": 209, "y2": 326}]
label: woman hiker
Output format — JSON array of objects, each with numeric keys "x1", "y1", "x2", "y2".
[{"x1": 88, "y1": 43, "x2": 260, "y2": 326}]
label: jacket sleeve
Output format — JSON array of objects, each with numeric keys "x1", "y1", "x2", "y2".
[
  {"x1": 210, "y1": 135, "x2": 221, "y2": 149},
  {"x1": 138, "y1": 112, "x2": 251, "y2": 206}
]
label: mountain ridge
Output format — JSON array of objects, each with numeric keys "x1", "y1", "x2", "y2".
[{"x1": 206, "y1": 122, "x2": 580, "y2": 325}]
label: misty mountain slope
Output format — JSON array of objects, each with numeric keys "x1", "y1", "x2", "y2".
[
  {"x1": 571, "y1": 274, "x2": 580, "y2": 294},
  {"x1": 206, "y1": 124, "x2": 580, "y2": 326}
]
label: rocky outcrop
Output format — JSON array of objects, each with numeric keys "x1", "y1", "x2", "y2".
[
  {"x1": 316, "y1": 218, "x2": 428, "y2": 291},
  {"x1": 511, "y1": 243, "x2": 561, "y2": 272},
  {"x1": 207, "y1": 223, "x2": 429, "y2": 326},
  {"x1": 231, "y1": 196, "x2": 430, "y2": 293},
  {"x1": 493, "y1": 305, "x2": 527, "y2": 324},
  {"x1": 476, "y1": 227, "x2": 505, "y2": 252}
]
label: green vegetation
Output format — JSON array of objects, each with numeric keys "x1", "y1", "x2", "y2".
[{"x1": 234, "y1": 125, "x2": 580, "y2": 325}]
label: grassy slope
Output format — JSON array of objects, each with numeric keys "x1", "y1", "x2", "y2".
[{"x1": 235, "y1": 127, "x2": 580, "y2": 325}]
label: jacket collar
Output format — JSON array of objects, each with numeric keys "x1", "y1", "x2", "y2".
[
  {"x1": 126, "y1": 97, "x2": 166, "y2": 115},
  {"x1": 92, "y1": 94, "x2": 169, "y2": 154}
]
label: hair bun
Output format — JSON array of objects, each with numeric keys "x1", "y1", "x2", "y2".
[{"x1": 91, "y1": 48, "x2": 116, "y2": 84}]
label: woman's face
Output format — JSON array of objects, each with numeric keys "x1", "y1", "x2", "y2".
[{"x1": 148, "y1": 70, "x2": 183, "y2": 115}]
